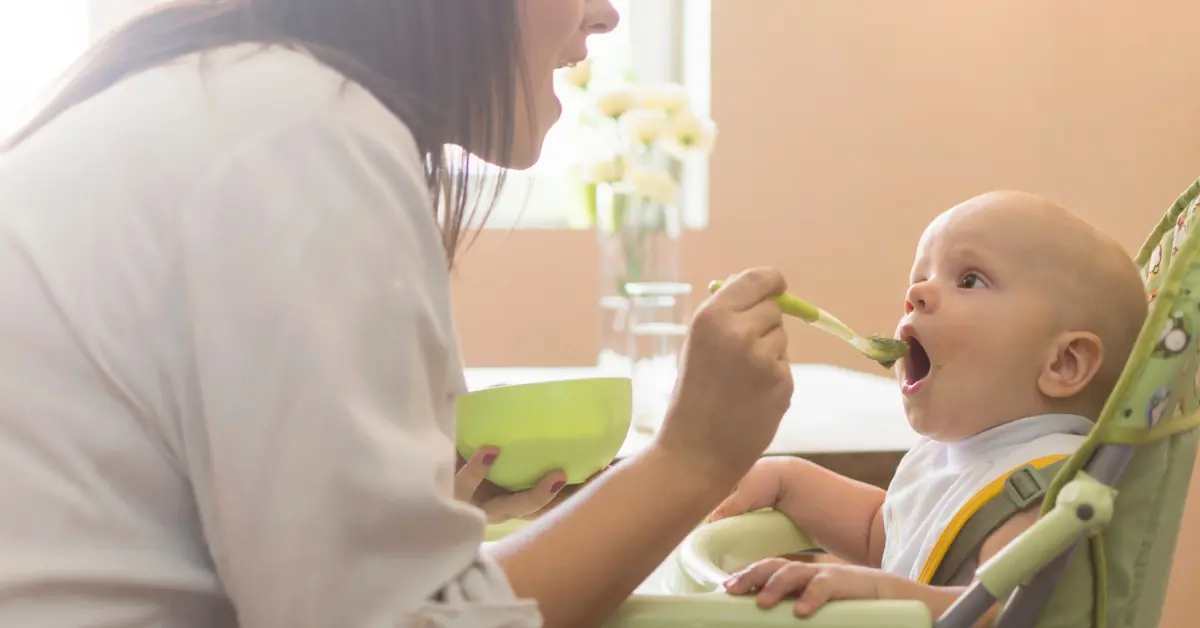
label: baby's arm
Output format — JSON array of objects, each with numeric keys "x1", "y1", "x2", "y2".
[
  {"x1": 724, "y1": 503, "x2": 1043, "y2": 628},
  {"x1": 711, "y1": 457, "x2": 888, "y2": 567}
]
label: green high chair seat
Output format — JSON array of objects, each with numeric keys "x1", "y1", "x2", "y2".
[
  {"x1": 485, "y1": 516, "x2": 931, "y2": 627},
  {"x1": 487, "y1": 178, "x2": 1200, "y2": 627}
]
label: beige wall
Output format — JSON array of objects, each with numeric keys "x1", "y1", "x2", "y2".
[
  {"x1": 452, "y1": 0, "x2": 1200, "y2": 624},
  {"x1": 453, "y1": 0, "x2": 1200, "y2": 371}
]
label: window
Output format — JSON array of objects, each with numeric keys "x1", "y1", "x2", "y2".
[{"x1": 0, "y1": 1, "x2": 89, "y2": 138}]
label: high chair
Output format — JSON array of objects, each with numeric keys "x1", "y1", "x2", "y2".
[{"x1": 489, "y1": 178, "x2": 1200, "y2": 627}]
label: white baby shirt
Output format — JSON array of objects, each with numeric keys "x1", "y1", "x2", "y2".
[{"x1": 880, "y1": 414, "x2": 1093, "y2": 583}]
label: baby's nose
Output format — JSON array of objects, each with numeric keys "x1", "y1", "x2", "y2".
[{"x1": 905, "y1": 282, "x2": 939, "y2": 313}]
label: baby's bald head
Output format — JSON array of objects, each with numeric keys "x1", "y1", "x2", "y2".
[
  {"x1": 935, "y1": 191, "x2": 1147, "y2": 412},
  {"x1": 1032, "y1": 199, "x2": 1147, "y2": 401}
]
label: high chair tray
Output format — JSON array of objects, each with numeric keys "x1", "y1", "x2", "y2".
[
  {"x1": 604, "y1": 595, "x2": 931, "y2": 627},
  {"x1": 486, "y1": 514, "x2": 934, "y2": 628}
]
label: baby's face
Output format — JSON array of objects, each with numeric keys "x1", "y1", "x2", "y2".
[{"x1": 894, "y1": 204, "x2": 1062, "y2": 441}]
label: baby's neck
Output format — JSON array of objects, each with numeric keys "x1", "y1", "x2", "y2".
[
  {"x1": 960, "y1": 399, "x2": 1097, "y2": 442},
  {"x1": 941, "y1": 413, "x2": 1093, "y2": 464}
]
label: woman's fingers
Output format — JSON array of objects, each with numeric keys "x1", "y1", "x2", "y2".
[
  {"x1": 478, "y1": 470, "x2": 568, "y2": 523},
  {"x1": 658, "y1": 266, "x2": 794, "y2": 486},
  {"x1": 762, "y1": 323, "x2": 789, "y2": 362},
  {"x1": 454, "y1": 447, "x2": 499, "y2": 502},
  {"x1": 713, "y1": 268, "x2": 788, "y2": 312},
  {"x1": 741, "y1": 299, "x2": 785, "y2": 338},
  {"x1": 524, "y1": 463, "x2": 613, "y2": 518}
]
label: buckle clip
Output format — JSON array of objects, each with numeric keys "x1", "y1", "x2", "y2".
[{"x1": 1003, "y1": 464, "x2": 1049, "y2": 509}]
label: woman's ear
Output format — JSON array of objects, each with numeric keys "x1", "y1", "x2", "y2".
[{"x1": 1038, "y1": 331, "x2": 1105, "y2": 399}]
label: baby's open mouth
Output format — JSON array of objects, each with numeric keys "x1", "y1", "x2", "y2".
[{"x1": 904, "y1": 337, "x2": 931, "y2": 387}]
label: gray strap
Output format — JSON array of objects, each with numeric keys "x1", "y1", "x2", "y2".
[{"x1": 929, "y1": 458, "x2": 1070, "y2": 587}]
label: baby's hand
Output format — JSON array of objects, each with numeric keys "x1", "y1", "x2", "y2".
[
  {"x1": 708, "y1": 457, "x2": 794, "y2": 522},
  {"x1": 724, "y1": 559, "x2": 887, "y2": 618}
]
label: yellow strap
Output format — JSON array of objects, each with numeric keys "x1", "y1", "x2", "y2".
[{"x1": 916, "y1": 454, "x2": 1069, "y2": 585}]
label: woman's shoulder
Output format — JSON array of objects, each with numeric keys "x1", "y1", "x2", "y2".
[
  {"x1": 148, "y1": 43, "x2": 419, "y2": 157},
  {"x1": 1, "y1": 43, "x2": 425, "y2": 224},
  {"x1": 7, "y1": 44, "x2": 418, "y2": 177}
]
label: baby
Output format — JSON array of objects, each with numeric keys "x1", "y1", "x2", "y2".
[{"x1": 712, "y1": 190, "x2": 1149, "y2": 623}]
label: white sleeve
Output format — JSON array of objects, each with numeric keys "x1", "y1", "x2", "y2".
[{"x1": 174, "y1": 114, "x2": 541, "y2": 628}]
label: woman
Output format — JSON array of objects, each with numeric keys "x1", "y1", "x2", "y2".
[{"x1": 0, "y1": 1, "x2": 794, "y2": 626}]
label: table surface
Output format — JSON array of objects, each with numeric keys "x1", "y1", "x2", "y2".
[{"x1": 464, "y1": 364, "x2": 920, "y2": 457}]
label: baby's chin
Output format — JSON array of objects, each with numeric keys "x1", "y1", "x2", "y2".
[
  {"x1": 902, "y1": 403, "x2": 974, "y2": 442},
  {"x1": 900, "y1": 399, "x2": 931, "y2": 434}
]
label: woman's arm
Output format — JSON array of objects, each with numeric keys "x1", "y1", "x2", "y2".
[
  {"x1": 492, "y1": 268, "x2": 798, "y2": 627},
  {"x1": 491, "y1": 445, "x2": 739, "y2": 626}
]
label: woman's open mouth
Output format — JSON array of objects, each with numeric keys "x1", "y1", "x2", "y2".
[{"x1": 902, "y1": 336, "x2": 931, "y2": 394}]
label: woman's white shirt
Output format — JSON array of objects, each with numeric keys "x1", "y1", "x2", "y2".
[{"x1": 0, "y1": 45, "x2": 540, "y2": 627}]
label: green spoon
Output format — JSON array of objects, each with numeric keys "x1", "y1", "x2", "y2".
[{"x1": 708, "y1": 280, "x2": 908, "y2": 369}]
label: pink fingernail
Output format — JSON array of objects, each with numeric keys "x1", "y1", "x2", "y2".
[
  {"x1": 550, "y1": 481, "x2": 566, "y2": 493},
  {"x1": 482, "y1": 453, "x2": 497, "y2": 466}
]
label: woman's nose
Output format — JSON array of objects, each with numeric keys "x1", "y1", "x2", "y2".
[{"x1": 586, "y1": 0, "x2": 621, "y2": 35}]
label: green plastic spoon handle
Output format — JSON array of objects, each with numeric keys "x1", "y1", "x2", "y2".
[{"x1": 707, "y1": 280, "x2": 820, "y2": 323}]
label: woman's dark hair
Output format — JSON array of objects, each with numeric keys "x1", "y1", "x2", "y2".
[{"x1": 2, "y1": 0, "x2": 529, "y2": 264}]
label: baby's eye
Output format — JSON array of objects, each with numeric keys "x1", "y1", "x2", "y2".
[{"x1": 958, "y1": 272, "x2": 987, "y2": 289}]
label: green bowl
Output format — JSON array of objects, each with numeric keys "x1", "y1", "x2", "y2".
[{"x1": 456, "y1": 377, "x2": 633, "y2": 491}]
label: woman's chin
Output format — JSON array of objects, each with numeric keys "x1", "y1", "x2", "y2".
[
  {"x1": 506, "y1": 129, "x2": 555, "y2": 170},
  {"x1": 503, "y1": 149, "x2": 541, "y2": 171}
]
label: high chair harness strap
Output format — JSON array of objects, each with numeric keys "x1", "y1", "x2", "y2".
[{"x1": 928, "y1": 458, "x2": 1070, "y2": 587}]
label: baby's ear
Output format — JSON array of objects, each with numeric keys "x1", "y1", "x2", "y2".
[{"x1": 1038, "y1": 331, "x2": 1105, "y2": 399}]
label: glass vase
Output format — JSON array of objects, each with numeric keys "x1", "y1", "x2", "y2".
[
  {"x1": 626, "y1": 281, "x2": 693, "y2": 434},
  {"x1": 594, "y1": 183, "x2": 683, "y2": 375}
]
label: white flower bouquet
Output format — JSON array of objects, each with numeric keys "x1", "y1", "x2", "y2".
[{"x1": 555, "y1": 58, "x2": 717, "y2": 295}]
